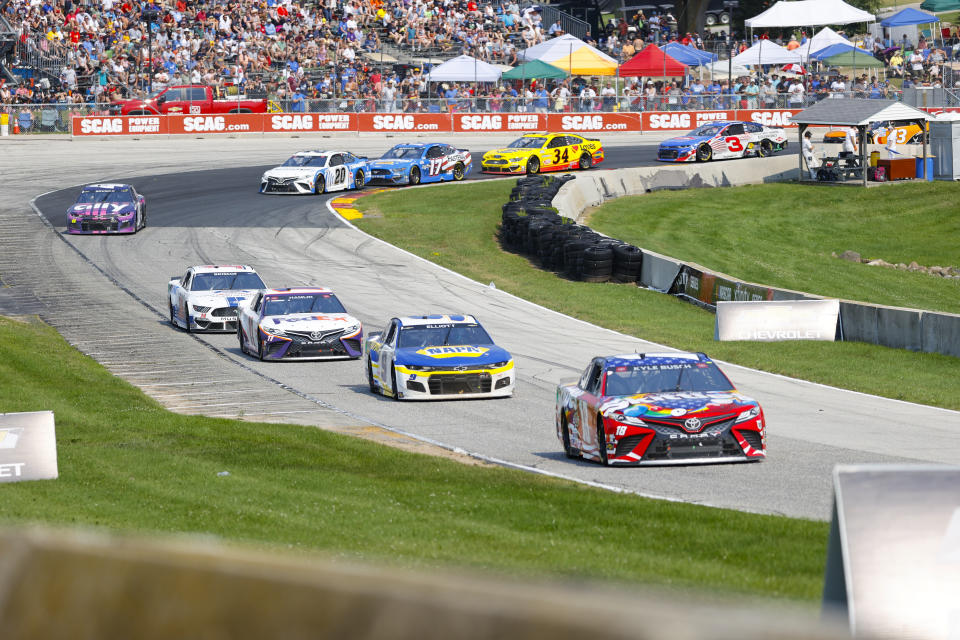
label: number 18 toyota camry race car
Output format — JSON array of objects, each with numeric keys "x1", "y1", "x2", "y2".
[
  {"x1": 367, "y1": 142, "x2": 472, "y2": 186},
  {"x1": 556, "y1": 352, "x2": 766, "y2": 465},
  {"x1": 168, "y1": 265, "x2": 266, "y2": 332},
  {"x1": 260, "y1": 150, "x2": 369, "y2": 194},
  {"x1": 657, "y1": 121, "x2": 787, "y2": 162},
  {"x1": 66, "y1": 183, "x2": 146, "y2": 234},
  {"x1": 365, "y1": 315, "x2": 514, "y2": 400}
]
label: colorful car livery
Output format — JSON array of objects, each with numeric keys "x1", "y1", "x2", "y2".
[
  {"x1": 556, "y1": 352, "x2": 766, "y2": 465},
  {"x1": 237, "y1": 287, "x2": 362, "y2": 360},
  {"x1": 367, "y1": 142, "x2": 472, "y2": 185},
  {"x1": 260, "y1": 150, "x2": 370, "y2": 194},
  {"x1": 365, "y1": 314, "x2": 515, "y2": 400},
  {"x1": 168, "y1": 265, "x2": 266, "y2": 332},
  {"x1": 66, "y1": 183, "x2": 146, "y2": 234},
  {"x1": 481, "y1": 133, "x2": 604, "y2": 175},
  {"x1": 657, "y1": 121, "x2": 787, "y2": 162}
]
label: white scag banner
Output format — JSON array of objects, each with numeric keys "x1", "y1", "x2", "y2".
[
  {"x1": 0, "y1": 411, "x2": 59, "y2": 483},
  {"x1": 716, "y1": 299, "x2": 839, "y2": 342}
]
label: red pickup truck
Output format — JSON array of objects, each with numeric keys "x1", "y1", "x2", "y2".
[{"x1": 110, "y1": 85, "x2": 272, "y2": 116}]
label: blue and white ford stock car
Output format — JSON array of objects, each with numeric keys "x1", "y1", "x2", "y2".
[
  {"x1": 168, "y1": 265, "x2": 266, "y2": 332},
  {"x1": 367, "y1": 142, "x2": 472, "y2": 186},
  {"x1": 237, "y1": 287, "x2": 363, "y2": 361},
  {"x1": 260, "y1": 150, "x2": 370, "y2": 194},
  {"x1": 364, "y1": 315, "x2": 514, "y2": 400},
  {"x1": 657, "y1": 120, "x2": 787, "y2": 162}
]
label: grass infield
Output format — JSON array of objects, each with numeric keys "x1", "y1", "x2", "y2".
[
  {"x1": 0, "y1": 315, "x2": 826, "y2": 602},
  {"x1": 354, "y1": 179, "x2": 960, "y2": 410}
]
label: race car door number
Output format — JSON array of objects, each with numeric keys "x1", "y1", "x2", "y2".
[
  {"x1": 725, "y1": 137, "x2": 744, "y2": 152},
  {"x1": 552, "y1": 148, "x2": 570, "y2": 164},
  {"x1": 427, "y1": 159, "x2": 444, "y2": 176}
]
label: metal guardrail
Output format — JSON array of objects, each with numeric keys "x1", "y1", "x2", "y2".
[{"x1": 535, "y1": 4, "x2": 590, "y2": 41}]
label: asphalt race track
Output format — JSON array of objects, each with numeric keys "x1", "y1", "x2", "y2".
[{"x1": 18, "y1": 134, "x2": 960, "y2": 522}]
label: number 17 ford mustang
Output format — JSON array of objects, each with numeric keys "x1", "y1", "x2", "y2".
[
  {"x1": 657, "y1": 121, "x2": 787, "y2": 162},
  {"x1": 556, "y1": 352, "x2": 766, "y2": 465}
]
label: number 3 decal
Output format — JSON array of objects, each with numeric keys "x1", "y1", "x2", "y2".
[{"x1": 725, "y1": 137, "x2": 743, "y2": 152}]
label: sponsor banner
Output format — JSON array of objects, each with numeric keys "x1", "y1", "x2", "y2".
[
  {"x1": 73, "y1": 115, "x2": 167, "y2": 136},
  {"x1": 673, "y1": 265, "x2": 773, "y2": 308},
  {"x1": 265, "y1": 113, "x2": 357, "y2": 132},
  {"x1": 0, "y1": 410, "x2": 58, "y2": 483},
  {"x1": 737, "y1": 109, "x2": 802, "y2": 128},
  {"x1": 547, "y1": 112, "x2": 642, "y2": 132},
  {"x1": 357, "y1": 113, "x2": 451, "y2": 133},
  {"x1": 168, "y1": 113, "x2": 263, "y2": 134},
  {"x1": 453, "y1": 112, "x2": 546, "y2": 132},
  {"x1": 716, "y1": 299, "x2": 840, "y2": 342},
  {"x1": 923, "y1": 107, "x2": 960, "y2": 115}
]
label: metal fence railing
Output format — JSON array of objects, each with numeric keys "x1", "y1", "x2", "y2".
[{"x1": 535, "y1": 5, "x2": 590, "y2": 41}]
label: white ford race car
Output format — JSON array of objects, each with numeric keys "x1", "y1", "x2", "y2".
[
  {"x1": 260, "y1": 150, "x2": 370, "y2": 194},
  {"x1": 168, "y1": 265, "x2": 266, "y2": 332},
  {"x1": 365, "y1": 314, "x2": 515, "y2": 400},
  {"x1": 237, "y1": 287, "x2": 363, "y2": 360}
]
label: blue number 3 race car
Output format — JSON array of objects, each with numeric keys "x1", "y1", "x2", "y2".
[{"x1": 367, "y1": 143, "x2": 472, "y2": 186}]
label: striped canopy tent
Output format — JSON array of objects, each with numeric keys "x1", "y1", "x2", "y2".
[{"x1": 518, "y1": 33, "x2": 619, "y2": 76}]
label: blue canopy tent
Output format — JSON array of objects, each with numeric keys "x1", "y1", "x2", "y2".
[
  {"x1": 809, "y1": 43, "x2": 883, "y2": 83},
  {"x1": 880, "y1": 7, "x2": 939, "y2": 27},
  {"x1": 809, "y1": 42, "x2": 874, "y2": 61},
  {"x1": 662, "y1": 42, "x2": 717, "y2": 66}
]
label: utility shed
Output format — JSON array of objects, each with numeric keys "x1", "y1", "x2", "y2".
[{"x1": 793, "y1": 99, "x2": 931, "y2": 186}]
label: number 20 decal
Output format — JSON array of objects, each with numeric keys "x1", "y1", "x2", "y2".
[
  {"x1": 333, "y1": 167, "x2": 347, "y2": 184},
  {"x1": 725, "y1": 137, "x2": 744, "y2": 152}
]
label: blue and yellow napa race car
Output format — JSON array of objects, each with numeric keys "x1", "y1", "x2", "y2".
[
  {"x1": 364, "y1": 314, "x2": 514, "y2": 400},
  {"x1": 367, "y1": 142, "x2": 472, "y2": 186}
]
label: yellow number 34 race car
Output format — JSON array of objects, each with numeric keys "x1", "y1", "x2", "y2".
[{"x1": 481, "y1": 133, "x2": 604, "y2": 175}]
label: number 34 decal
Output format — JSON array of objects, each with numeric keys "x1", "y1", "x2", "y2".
[{"x1": 552, "y1": 148, "x2": 570, "y2": 164}]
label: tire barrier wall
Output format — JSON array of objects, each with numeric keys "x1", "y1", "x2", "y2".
[
  {"x1": 0, "y1": 527, "x2": 850, "y2": 640},
  {"x1": 546, "y1": 156, "x2": 960, "y2": 359}
]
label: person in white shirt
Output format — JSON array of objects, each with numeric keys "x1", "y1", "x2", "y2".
[
  {"x1": 579, "y1": 85, "x2": 597, "y2": 111},
  {"x1": 830, "y1": 77, "x2": 846, "y2": 98},
  {"x1": 802, "y1": 130, "x2": 819, "y2": 179},
  {"x1": 788, "y1": 80, "x2": 804, "y2": 106}
]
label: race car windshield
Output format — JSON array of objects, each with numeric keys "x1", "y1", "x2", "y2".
[
  {"x1": 263, "y1": 293, "x2": 346, "y2": 316},
  {"x1": 282, "y1": 155, "x2": 327, "y2": 167},
  {"x1": 381, "y1": 147, "x2": 422, "y2": 159},
  {"x1": 689, "y1": 125, "x2": 725, "y2": 137},
  {"x1": 191, "y1": 272, "x2": 266, "y2": 291},
  {"x1": 76, "y1": 188, "x2": 134, "y2": 204},
  {"x1": 603, "y1": 362, "x2": 734, "y2": 396},
  {"x1": 398, "y1": 324, "x2": 493, "y2": 349},
  {"x1": 507, "y1": 137, "x2": 545, "y2": 149}
]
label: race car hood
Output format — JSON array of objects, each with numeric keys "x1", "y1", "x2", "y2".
[
  {"x1": 67, "y1": 203, "x2": 136, "y2": 218},
  {"x1": 262, "y1": 167, "x2": 319, "y2": 180},
  {"x1": 189, "y1": 289, "x2": 259, "y2": 306},
  {"x1": 601, "y1": 390, "x2": 758, "y2": 419},
  {"x1": 659, "y1": 136, "x2": 709, "y2": 148},
  {"x1": 263, "y1": 313, "x2": 359, "y2": 332},
  {"x1": 396, "y1": 344, "x2": 512, "y2": 367}
]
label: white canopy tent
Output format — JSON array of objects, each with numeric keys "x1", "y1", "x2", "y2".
[
  {"x1": 703, "y1": 58, "x2": 752, "y2": 76},
  {"x1": 731, "y1": 40, "x2": 803, "y2": 66},
  {"x1": 745, "y1": 0, "x2": 875, "y2": 28},
  {"x1": 800, "y1": 27, "x2": 852, "y2": 62},
  {"x1": 516, "y1": 33, "x2": 616, "y2": 66},
  {"x1": 424, "y1": 55, "x2": 503, "y2": 82}
]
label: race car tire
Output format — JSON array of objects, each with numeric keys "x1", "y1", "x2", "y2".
[
  {"x1": 354, "y1": 169, "x2": 366, "y2": 189},
  {"x1": 760, "y1": 139, "x2": 774, "y2": 157},
  {"x1": 135, "y1": 210, "x2": 142, "y2": 232},
  {"x1": 597, "y1": 419, "x2": 609, "y2": 466},
  {"x1": 409, "y1": 166, "x2": 421, "y2": 185},
  {"x1": 578, "y1": 153, "x2": 592, "y2": 170},
  {"x1": 315, "y1": 174, "x2": 326, "y2": 195},
  {"x1": 611, "y1": 271, "x2": 639, "y2": 283},
  {"x1": 452, "y1": 162, "x2": 466, "y2": 181},
  {"x1": 391, "y1": 365, "x2": 402, "y2": 400},
  {"x1": 697, "y1": 144, "x2": 713, "y2": 162},
  {"x1": 526, "y1": 157, "x2": 541, "y2": 175},
  {"x1": 141, "y1": 205, "x2": 147, "y2": 229},
  {"x1": 367, "y1": 360, "x2": 378, "y2": 394},
  {"x1": 257, "y1": 335, "x2": 266, "y2": 361},
  {"x1": 169, "y1": 304, "x2": 177, "y2": 328},
  {"x1": 238, "y1": 326, "x2": 247, "y2": 355},
  {"x1": 583, "y1": 244, "x2": 613, "y2": 261},
  {"x1": 582, "y1": 259, "x2": 613, "y2": 271},
  {"x1": 561, "y1": 417, "x2": 578, "y2": 459}
]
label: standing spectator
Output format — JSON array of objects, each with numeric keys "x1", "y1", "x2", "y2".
[
  {"x1": 600, "y1": 83, "x2": 616, "y2": 111},
  {"x1": 801, "y1": 130, "x2": 819, "y2": 179},
  {"x1": 788, "y1": 78, "x2": 805, "y2": 107},
  {"x1": 579, "y1": 83, "x2": 596, "y2": 111}
]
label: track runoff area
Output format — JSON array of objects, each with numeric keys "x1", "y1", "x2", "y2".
[{"x1": 33, "y1": 130, "x2": 955, "y2": 524}]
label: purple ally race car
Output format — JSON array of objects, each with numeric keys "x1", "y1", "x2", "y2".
[
  {"x1": 66, "y1": 183, "x2": 147, "y2": 234},
  {"x1": 657, "y1": 121, "x2": 788, "y2": 163}
]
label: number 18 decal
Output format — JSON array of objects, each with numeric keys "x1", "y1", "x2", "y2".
[{"x1": 725, "y1": 137, "x2": 743, "y2": 152}]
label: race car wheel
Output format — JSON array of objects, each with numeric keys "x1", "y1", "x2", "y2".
[
  {"x1": 367, "y1": 360, "x2": 378, "y2": 394},
  {"x1": 257, "y1": 335, "x2": 266, "y2": 361},
  {"x1": 238, "y1": 326, "x2": 247, "y2": 355},
  {"x1": 141, "y1": 206, "x2": 147, "y2": 229},
  {"x1": 409, "y1": 166, "x2": 421, "y2": 185},
  {"x1": 696, "y1": 144, "x2": 713, "y2": 162},
  {"x1": 169, "y1": 304, "x2": 177, "y2": 328},
  {"x1": 526, "y1": 157, "x2": 540, "y2": 175},
  {"x1": 597, "y1": 419, "x2": 609, "y2": 466},
  {"x1": 391, "y1": 365, "x2": 402, "y2": 400},
  {"x1": 760, "y1": 139, "x2": 774, "y2": 157},
  {"x1": 561, "y1": 417, "x2": 578, "y2": 459},
  {"x1": 354, "y1": 169, "x2": 366, "y2": 189},
  {"x1": 578, "y1": 153, "x2": 592, "y2": 170},
  {"x1": 452, "y1": 162, "x2": 465, "y2": 181},
  {"x1": 315, "y1": 174, "x2": 326, "y2": 195}
]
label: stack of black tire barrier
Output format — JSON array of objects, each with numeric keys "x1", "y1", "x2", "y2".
[{"x1": 499, "y1": 175, "x2": 643, "y2": 284}]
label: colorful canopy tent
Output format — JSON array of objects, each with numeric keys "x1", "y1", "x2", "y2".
[
  {"x1": 517, "y1": 33, "x2": 619, "y2": 76},
  {"x1": 821, "y1": 50, "x2": 885, "y2": 67},
  {"x1": 500, "y1": 60, "x2": 568, "y2": 80},
  {"x1": 618, "y1": 44, "x2": 688, "y2": 77},
  {"x1": 661, "y1": 42, "x2": 717, "y2": 66},
  {"x1": 919, "y1": 0, "x2": 960, "y2": 10},
  {"x1": 809, "y1": 42, "x2": 874, "y2": 60},
  {"x1": 798, "y1": 27, "x2": 852, "y2": 62},
  {"x1": 730, "y1": 40, "x2": 803, "y2": 66},
  {"x1": 881, "y1": 7, "x2": 940, "y2": 26},
  {"x1": 424, "y1": 55, "x2": 502, "y2": 82},
  {"x1": 745, "y1": 0, "x2": 875, "y2": 27}
]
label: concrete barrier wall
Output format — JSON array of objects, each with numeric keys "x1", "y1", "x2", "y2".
[
  {"x1": 0, "y1": 527, "x2": 849, "y2": 640},
  {"x1": 552, "y1": 158, "x2": 960, "y2": 359}
]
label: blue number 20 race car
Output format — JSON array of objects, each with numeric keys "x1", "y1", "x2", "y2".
[
  {"x1": 367, "y1": 143, "x2": 472, "y2": 186},
  {"x1": 657, "y1": 121, "x2": 787, "y2": 162}
]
